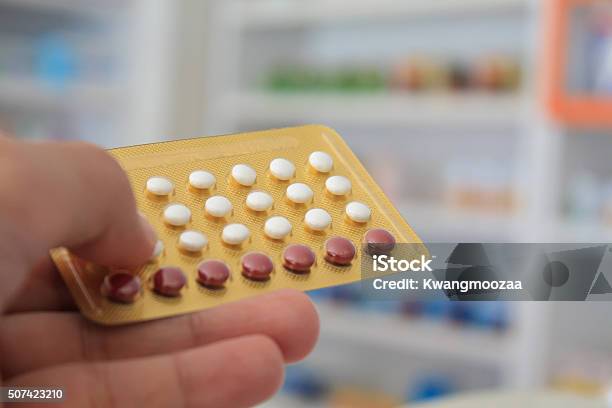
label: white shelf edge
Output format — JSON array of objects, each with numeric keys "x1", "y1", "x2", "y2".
[
  {"x1": 230, "y1": 0, "x2": 527, "y2": 29},
  {"x1": 220, "y1": 91, "x2": 524, "y2": 127},
  {"x1": 0, "y1": 77, "x2": 120, "y2": 112},
  {"x1": 551, "y1": 219, "x2": 612, "y2": 243},
  {"x1": 0, "y1": 0, "x2": 121, "y2": 18},
  {"x1": 316, "y1": 301, "x2": 514, "y2": 366},
  {"x1": 398, "y1": 202, "x2": 524, "y2": 241}
]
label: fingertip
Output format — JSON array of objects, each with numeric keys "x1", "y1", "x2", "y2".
[
  {"x1": 183, "y1": 335, "x2": 285, "y2": 408},
  {"x1": 270, "y1": 289, "x2": 320, "y2": 363},
  {"x1": 240, "y1": 334, "x2": 286, "y2": 401},
  {"x1": 72, "y1": 213, "x2": 156, "y2": 269},
  {"x1": 136, "y1": 213, "x2": 158, "y2": 260}
]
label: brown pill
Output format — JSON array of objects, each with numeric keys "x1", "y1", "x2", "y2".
[
  {"x1": 325, "y1": 236, "x2": 356, "y2": 266},
  {"x1": 101, "y1": 272, "x2": 141, "y2": 303},
  {"x1": 197, "y1": 260, "x2": 230, "y2": 288},
  {"x1": 363, "y1": 228, "x2": 396, "y2": 255},
  {"x1": 283, "y1": 244, "x2": 316, "y2": 273},
  {"x1": 242, "y1": 252, "x2": 274, "y2": 281},
  {"x1": 153, "y1": 267, "x2": 186, "y2": 297}
]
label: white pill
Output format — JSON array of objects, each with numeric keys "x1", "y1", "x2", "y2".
[
  {"x1": 325, "y1": 175, "x2": 352, "y2": 196},
  {"x1": 308, "y1": 151, "x2": 333, "y2": 173},
  {"x1": 286, "y1": 183, "x2": 313, "y2": 204},
  {"x1": 231, "y1": 164, "x2": 257, "y2": 186},
  {"x1": 269, "y1": 158, "x2": 295, "y2": 181},
  {"x1": 178, "y1": 230, "x2": 208, "y2": 252},
  {"x1": 163, "y1": 203, "x2": 191, "y2": 226},
  {"x1": 264, "y1": 216, "x2": 292, "y2": 240},
  {"x1": 304, "y1": 208, "x2": 332, "y2": 231},
  {"x1": 189, "y1": 170, "x2": 215, "y2": 189},
  {"x1": 345, "y1": 201, "x2": 371, "y2": 223},
  {"x1": 246, "y1": 191, "x2": 273, "y2": 212},
  {"x1": 151, "y1": 240, "x2": 164, "y2": 259},
  {"x1": 205, "y1": 195, "x2": 232, "y2": 217},
  {"x1": 146, "y1": 176, "x2": 174, "y2": 196},
  {"x1": 222, "y1": 223, "x2": 250, "y2": 245}
]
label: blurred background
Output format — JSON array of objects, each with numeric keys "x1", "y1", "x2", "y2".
[{"x1": 1, "y1": 0, "x2": 612, "y2": 406}]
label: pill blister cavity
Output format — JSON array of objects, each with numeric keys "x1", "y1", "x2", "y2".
[
  {"x1": 283, "y1": 244, "x2": 316, "y2": 273},
  {"x1": 151, "y1": 240, "x2": 164, "y2": 260},
  {"x1": 231, "y1": 164, "x2": 257, "y2": 186},
  {"x1": 146, "y1": 177, "x2": 174, "y2": 196},
  {"x1": 345, "y1": 201, "x2": 371, "y2": 223},
  {"x1": 269, "y1": 158, "x2": 295, "y2": 181},
  {"x1": 163, "y1": 203, "x2": 191, "y2": 226},
  {"x1": 242, "y1": 252, "x2": 274, "y2": 281},
  {"x1": 189, "y1": 170, "x2": 216, "y2": 190},
  {"x1": 286, "y1": 182, "x2": 313, "y2": 204},
  {"x1": 205, "y1": 195, "x2": 232, "y2": 217},
  {"x1": 197, "y1": 260, "x2": 230, "y2": 288},
  {"x1": 264, "y1": 216, "x2": 292, "y2": 240},
  {"x1": 153, "y1": 267, "x2": 186, "y2": 297},
  {"x1": 325, "y1": 236, "x2": 356, "y2": 266},
  {"x1": 325, "y1": 175, "x2": 351, "y2": 196},
  {"x1": 246, "y1": 191, "x2": 273, "y2": 212},
  {"x1": 222, "y1": 223, "x2": 250, "y2": 245},
  {"x1": 363, "y1": 228, "x2": 396, "y2": 255},
  {"x1": 304, "y1": 208, "x2": 332, "y2": 231},
  {"x1": 178, "y1": 230, "x2": 208, "y2": 252},
  {"x1": 101, "y1": 272, "x2": 141, "y2": 303},
  {"x1": 308, "y1": 151, "x2": 333, "y2": 173}
]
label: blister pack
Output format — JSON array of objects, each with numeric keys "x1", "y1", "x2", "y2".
[{"x1": 51, "y1": 125, "x2": 422, "y2": 324}]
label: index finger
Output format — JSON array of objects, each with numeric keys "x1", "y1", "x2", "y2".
[{"x1": 0, "y1": 138, "x2": 156, "y2": 302}]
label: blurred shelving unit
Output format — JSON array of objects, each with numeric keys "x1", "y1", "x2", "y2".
[
  {"x1": 0, "y1": 0, "x2": 176, "y2": 147},
  {"x1": 0, "y1": 76, "x2": 119, "y2": 111},
  {"x1": 203, "y1": 0, "x2": 554, "y2": 404},
  {"x1": 219, "y1": 92, "x2": 524, "y2": 128},
  {"x1": 226, "y1": 0, "x2": 527, "y2": 28},
  {"x1": 203, "y1": 0, "x2": 538, "y2": 242},
  {"x1": 398, "y1": 202, "x2": 525, "y2": 242},
  {"x1": 0, "y1": 0, "x2": 119, "y2": 17},
  {"x1": 316, "y1": 301, "x2": 512, "y2": 366}
]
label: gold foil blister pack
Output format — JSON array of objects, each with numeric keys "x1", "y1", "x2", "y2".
[{"x1": 51, "y1": 125, "x2": 421, "y2": 325}]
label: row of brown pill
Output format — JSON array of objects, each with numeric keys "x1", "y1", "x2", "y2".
[
  {"x1": 101, "y1": 253, "x2": 273, "y2": 303},
  {"x1": 101, "y1": 228, "x2": 396, "y2": 303}
]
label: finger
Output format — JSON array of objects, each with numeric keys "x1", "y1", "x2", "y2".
[
  {"x1": 0, "y1": 138, "x2": 156, "y2": 268},
  {"x1": 1, "y1": 289, "x2": 319, "y2": 378},
  {"x1": 8, "y1": 335, "x2": 285, "y2": 408},
  {"x1": 5, "y1": 256, "x2": 75, "y2": 313},
  {"x1": 0, "y1": 138, "x2": 156, "y2": 308}
]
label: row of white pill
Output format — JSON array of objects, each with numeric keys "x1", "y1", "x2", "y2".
[
  {"x1": 162, "y1": 200, "x2": 371, "y2": 231},
  {"x1": 148, "y1": 175, "x2": 351, "y2": 201},
  {"x1": 151, "y1": 223, "x2": 249, "y2": 254},
  {"x1": 151, "y1": 177, "x2": 351, "y2": 217},
  {"x1": 146, "y1": 151, "x2": 337, "y2": 196},
  {"x1": 152, "y1": 204, "x2": 368, "y2": 258},
  {"x1": 151, "y1": 216, "x2": 288, "y2": 255}
]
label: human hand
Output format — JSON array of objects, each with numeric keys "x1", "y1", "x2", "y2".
[{"x1": 0, "y1": 137, "x2": 319, "y2": 407}]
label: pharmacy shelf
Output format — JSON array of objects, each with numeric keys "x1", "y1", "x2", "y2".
[
  {"x1": 552, "y1": 219, "x2": 612, "y2": 243},
  {"x1": 0, "y1": 77, "x2": 119, "y2": 112},
  {"x1": 399, "y1": 202, "x2": 524, "y2": 241},
  {"x1": 316, "y1": 301, "x2": 513, "y2": 366},
  {"x1": 229, "y1": 0, "x2": 527, "y2": 29},
  {"x1": 258, "y1": 395, "x2": 324, "y2": 408},
  {"x1": 220, "y1": 92, "x2": 524, "y2": 128},
  {"x1": 0, "y1": 0, "x2": 121, "y2": 17}
]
